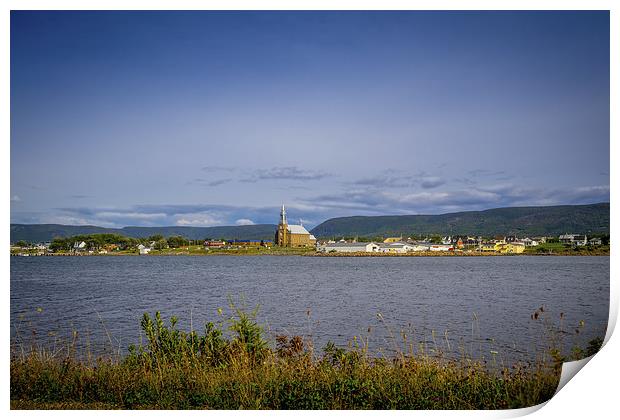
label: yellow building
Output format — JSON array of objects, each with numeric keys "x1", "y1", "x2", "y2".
[
  {"x1": 494, "y1": 241, "x2": 525, "y2": 254},
  {"x1": 480, "y1": 243, "x2": 500, "y2": 252},
  {"x1": 275, "y1": 205, "x2": 317, "y2": 247},
  {"x1": 383, "y1": 237, "x2": 403, "y2": 243}
]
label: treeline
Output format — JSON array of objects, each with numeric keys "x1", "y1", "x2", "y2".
[{"x1": 48, "y1": 233, "x2": 206, "y2": 252}]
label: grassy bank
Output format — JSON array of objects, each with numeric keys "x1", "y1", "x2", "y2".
[{"x1": 10, "y1": 305, "x2": 589, "y2": 410}]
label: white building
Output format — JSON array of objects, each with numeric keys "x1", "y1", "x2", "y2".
[
  {"x1": 429, "y1": 244, "x2": 454, "y2": 252},
  {"x1": 559, "y1": 234, "x2": 587, "y2": 246},
  {"x1": 589, "y1": 237, "x2": 602, "y2": 245},
  {"x1": 410, "y1": 243, "x2": 431, "y2": 252},
  {"x1": 377, "y1": 242, "x2": 413, "y2": 253},
  {"x1": 137, "y1": 244, "x2": 151, "y2": 255},
  {"x1": 323, "y1": 242, "x2": 379, "y2": 253}
]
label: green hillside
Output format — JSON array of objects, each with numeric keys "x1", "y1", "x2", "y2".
[
  {"x1": 310, "y1": 203, "x2": 610, "y2": 238},
  {"x1": 10, "y1": 203, "x2": 610, "y2": 243},
  {"x1": 10, "y1": 224, "x2": 277, "y2": 243}
]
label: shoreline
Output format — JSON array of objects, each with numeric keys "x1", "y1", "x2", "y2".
[{"x1": 10, "y1": 250, "x2": 610, "y2": 257}]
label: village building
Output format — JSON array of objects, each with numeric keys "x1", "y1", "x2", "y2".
[
  {"x1": 429, "y1": 244, "x2": 454, "y2": 252},
  {"x1": 409, "y1": 242, "x2": 431, "y2": 252},
  {"x1": 589, "y1": 237, "x2": 602, "y2": 246},
  {"x1": 274, "y1": 205, "x2": 317, "y2": 247},
  {"x1": 383, "y1": 237, "x2": 402, "y2": 243},
  {"x1": 521, "y1": 237, "x2": 539, "y2": 247},
  {"x1": 559, "y1": 234, "x2": 588, "y2": 246},
  {"x1": 480, "y1": 242, "x2": 500, "y2": 252},
  {"x1": 228, "y1": 239, "x2": 273, "y2": 247},
  {"x1": 377, "y1": 242, "x2": 413, "y2": 253},
  {"x1": 501, "y1": 242, "x2": 526, "y2": 254},
  {"x1": 204, "y1": 240, "x2": 226, "y2": 248},
  {"x1": 322, "y1": 242, "x2": 379, "y2": 253},
  {"x1": 137, "y1": 244, "x2": 151, "y2": 255}
]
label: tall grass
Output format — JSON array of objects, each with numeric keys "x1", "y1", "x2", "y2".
[{"x1": 11, "y1": 303, "x2": 601, "y2": 410}]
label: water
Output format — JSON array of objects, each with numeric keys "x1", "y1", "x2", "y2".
[{"x1": 10, "y1": 255, "x2": 609, "y2": 364}]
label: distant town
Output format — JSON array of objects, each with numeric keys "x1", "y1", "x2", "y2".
[{"x1": 10, "y1": 206, "x2": 609, "y2": 257}]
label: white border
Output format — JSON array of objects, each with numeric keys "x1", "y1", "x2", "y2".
[{"x1": 2, "y1": 2, "x2": 617, "y2": 419}]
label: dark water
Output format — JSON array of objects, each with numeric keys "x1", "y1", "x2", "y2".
[{"x1": 10, "y1": 255, "x2": 609, "y2": 363}]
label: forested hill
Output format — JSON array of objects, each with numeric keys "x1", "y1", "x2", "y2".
[
  {"x1": 10, "y1": 224, "x2": 277, "y2": 243},
  {"x1": 309, "y1": 203, "x2": 610, "y2": 238}
]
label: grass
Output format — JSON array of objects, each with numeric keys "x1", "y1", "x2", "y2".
[
  {"x1": 11, "y1": 300, "x2": 601, "y2": 410},
  {"x1": 524, "y1": 243, "x2": 609, "y2": 255}
]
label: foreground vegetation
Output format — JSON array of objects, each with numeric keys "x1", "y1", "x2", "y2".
[{"x1": 12, "y1": 302, "x2": 605, "y2": 410}]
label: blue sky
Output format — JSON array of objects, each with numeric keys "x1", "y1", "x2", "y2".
[{"x1": 10, "y1": 11, "x2": 609, "y2": 228}]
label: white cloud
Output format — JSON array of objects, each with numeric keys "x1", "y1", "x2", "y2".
[
  {"x1": 176, "y1": 213, "x2": 223, "y2": 227},
  {"x1": 235, "y1": 218, "x2": 255, "y2": 225},
  {"x1": 96, "y1": 211, "x2": 167, "y2": 220},
  {"x1": 41, "y1": 215, "x2": 122, "y2": 228}
]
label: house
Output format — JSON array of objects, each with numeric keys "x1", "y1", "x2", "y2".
[
  {"x1": 479, "y1": 241, "x2": 527, "y2": 253},
  {"x1": 495, "y1": 242, "x2": 525, "y2": 254},
  {"x1": 466, "y1": 237, "x2": 478, "y2": 246},
  {"x1": 521, "y1": 238, "x2": 539, "y2": 247},
  {"x1": 441, "y1": 236, "x2": 452, "y2": 245},
  {"x1": 480, "y1": 242, "x2": 500, "y2": 252},
  {"x1": 73, "y1": 241, "x2": 86, "y2": 252},
  {"x1": 383, "y1": 237, "x2": 403, "y2": 243},
  {"x1": 559, "y1": 234, "x2": 588, "y2": 246},
  {"x1": 589, "y1": 237, "x2": 602, "y2": 246},
  {"x1": 228, "y1": 239, "x2": 270, "y2": 247},
  {"x1": 573, "y1": 235, "x2": 588, "y2": 246},
  {"x1": 137, "y1": 244, "x2": 151, "y2": 255},
  {"x1": 204, "y1": 240, "x2": 226, "y2": 248},
  {"x1": 322, "y1": 242, "x2": 379, "y2": 253}
]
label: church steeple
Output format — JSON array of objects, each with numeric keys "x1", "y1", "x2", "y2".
[{"x1": 280, "y1": 204, "x2": 287, "y2": 225}]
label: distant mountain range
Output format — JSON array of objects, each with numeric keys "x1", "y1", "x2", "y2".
[
  {"x1": 10, "y1": 203, "x2": 610, "y2": 243},
  {"x1": 10, "y1": 224, "x2": 278, "y2": 243},
  {"x1": 309, "y1": 203, "x2": 610, "y2": 238}
]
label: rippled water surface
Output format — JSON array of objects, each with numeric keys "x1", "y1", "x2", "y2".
[{"x1": 10, "y1": 255, "x2": 609, "y2": 363}]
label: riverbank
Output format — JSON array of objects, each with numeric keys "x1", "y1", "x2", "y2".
[
  {"x1": 11, "y1": 310, "x2": 567, "y2": 410},
  {"x1": 11, "y1": 248, "x2": 610, "y2": 257}
]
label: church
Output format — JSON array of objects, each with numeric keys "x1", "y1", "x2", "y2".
[{"x1": 275, "y1": 205, "x2": 317, "y2": 247}]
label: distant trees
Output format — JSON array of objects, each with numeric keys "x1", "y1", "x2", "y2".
[
  {"x1": 167, "y1": 236, "x2": 189, "y2": 248},
  {"x1": 429, "y1": 235, "x2": 442, "y2": 244},
  {"x1": 45, "y1": 233, "x2": 196, "y2": 252},
  {"x1": 49, "y1": 237, "x2": 73, "y2": 252},
  {"x1": 48, "y1": 234, "x2": 138, "y2": 252},
  {"x1": 153, "y1": 239, "x2": 168, "y2": 250}
]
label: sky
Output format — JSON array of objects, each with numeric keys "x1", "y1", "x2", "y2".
[{"x1": 10, "y1": 11, "x2": 610, "y2": 229}]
